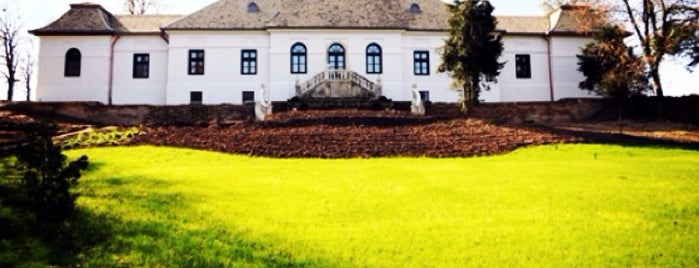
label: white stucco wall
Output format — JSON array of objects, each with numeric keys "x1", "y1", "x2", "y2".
[
  {"x1": 112, "y1": 36, "x2": 169, "y2": 105},
  {"x1": 35, "y1": 36, "x2": 112, "y2": 102},
  {"x1": 33, "y1": 30, "x2": 594, "y2": 105},
  {"x1": 402, "y1": 32, "x2": 459, "y2": 103},
  {"x1": 495, "y1": 35, "x2": 553, "y2": 102},
  {"x1": 268, "y1": 29, "x2": 407, "y2": 102},
  {"x1": 550, "y1": 36, "x2": 597, "y2": 100},
  {"x1": 166, "y1": 29, "x2": 458, "y2": 104},
  {"x1": 165, "y1": 31, "x2": 270, "y2": 105}
]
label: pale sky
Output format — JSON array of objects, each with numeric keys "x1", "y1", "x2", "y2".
[{"x1": 1, "y1": 0, "x2": 696, "y2": 99}]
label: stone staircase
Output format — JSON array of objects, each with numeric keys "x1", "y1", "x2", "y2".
[{"x1": 293, "y1": 70, "x2": 385, "y2": 109}]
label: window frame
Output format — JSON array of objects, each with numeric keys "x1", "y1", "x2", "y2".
[
  {"x1": 413, "y1": 50, "x2": 430, "y2": 75},
  {"x1": 366, "y1": 43, "x2": 382, "y2": 74},
  {"x1": 242, "y1": 91, "x2": 255, "y2": 103},
  {"x1": 132, "y1": 53, "x2": 150, "y2": 79},
  {"x1": 515, "y1": 54, "x2": 532, "y2": 79},
  {"x1": 190, "y1": 91, "x2": 203, "y2": 105},
  {"x1": 188, "y1": 49, "x2": 205, "y2": 75},
  {"x1": 327, "y1": 43, "x2": 346, "y2": 70},
  {"x1": 64, "y1": 48, "x2": 81, "y2": 77},
  {"x1": 290, "y1": 43, "x2": 307, "y2": 74},
  {"x1": 241, "y1": 49, "x2": 258, "y2": 75}
]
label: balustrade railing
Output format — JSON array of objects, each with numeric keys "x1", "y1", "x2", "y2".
[{"x1": 296, "y1": 69, "x2": 381, "y2": 97}]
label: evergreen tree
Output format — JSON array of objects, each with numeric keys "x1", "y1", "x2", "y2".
[
  {"x1": 439, "y1": 0, "x2": 504, "y2": 112},
  {"x1": 15, "y1": 123, "x2": 89, "y2": 224},
  {"x1": 577, "y1": 25, "x2": 648, "y2": 98},
  {"x1": 577, "y1": 25, "x2": 648, "y2": 132}
]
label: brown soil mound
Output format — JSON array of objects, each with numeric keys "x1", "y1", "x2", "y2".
[
  {"x1": 3, "y1": 108, "x2": 697, "y2": 158},
  {"x1": 127, "y1": 110, "x2": 589, "y2": 158}
]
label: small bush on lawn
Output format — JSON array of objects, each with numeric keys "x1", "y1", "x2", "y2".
[
  {"x1": 0, "y1": 121, "x2": 90, "y2": 267},
  {"x1": 15, "y1": 122, "x2": 89, "y2": 225}
]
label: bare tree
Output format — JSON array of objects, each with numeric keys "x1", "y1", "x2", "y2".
[
  {"x1": 619, "y1": 0, "x2": 698, "y2": 97},
  {"x1": 557, "y1": 0, "x2": 698, "y2": 97},
  {"x1": 21, "y1": 49, "x2": 34, "y2": 102},
  {"x1": 1, "y1": 7, "x2": 21, "y2": 101},
  {"x1": 125, "y1": 0, "x2": 160, "y2": 15}
]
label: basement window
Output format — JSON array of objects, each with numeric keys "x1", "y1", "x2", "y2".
[
  {"x1": 419, "y1": 91, "x2": 430, "y2": 102},
  {"x1": 242, "y1": 91, "x2": 255, "y2": 103},
  {"x1": 190, "y1": 91, "x2": 203, "y2": 105}
]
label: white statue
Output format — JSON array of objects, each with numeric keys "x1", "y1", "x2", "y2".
[
  {"x1": 255, "y1": 83, "x2": 272, "y2": 121},
  {"x1": 411, "y1": 83, "x2": 425, "y2": 116}
]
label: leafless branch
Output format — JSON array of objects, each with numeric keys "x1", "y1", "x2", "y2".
[
  {"x1": 124, "y1": 0, "x2": 160, "y2": 15},
  {"x1": 1, "y1": 6, "x2": 22, "y2": 101}
]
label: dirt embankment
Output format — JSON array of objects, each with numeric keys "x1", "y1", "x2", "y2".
[
  {"x1": 3, "y1": 101, "x2": 698, "y2": 158},
  {"x1": 126, "y1": 109, "x2": 698, "y2": 158}
]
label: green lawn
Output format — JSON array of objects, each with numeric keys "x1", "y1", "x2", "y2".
[{"x1": 56, "y1": 144, "x2": 699, "y2": 267}]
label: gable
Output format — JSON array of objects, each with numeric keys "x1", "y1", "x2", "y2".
[{"x1": 29, "y1": 3, "x2": 183, "y2": 36}]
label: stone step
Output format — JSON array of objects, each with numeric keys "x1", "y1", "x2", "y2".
[{"x1": 287, "y1": 97, "x2": 390, "y2": 110}]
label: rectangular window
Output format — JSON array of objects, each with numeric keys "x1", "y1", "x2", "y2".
[
  {"x1": 291, "y1": 54, "x2": 306, "y2": 74},
  {"x1": 190, "y1": 91, "x2": 203, "y2": 105},
  {"x1": 188, "y1": 50, "x2": 205, "y2": 75},
  {"x1": 133, "y1": 53, "x2": 150, "y2": 79},
  {"x1": 367, "y1": 55, "x2": 382, "y2": 74},
  {"x1": 242, "y1": 91, "x2": 255, "y2": 103},
  {"x1": 241, "y1": 49, "x2": 257, "y2": 75},
  {"x1": 414, "y1": 51, "x2": 430, "y2": 75},
  {"x1": 515, "y1": 54, "x2": 531, "y2": 79}
]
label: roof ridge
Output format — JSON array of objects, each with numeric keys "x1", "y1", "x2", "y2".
[
  {"x1": 97, "y1": 8, "x2": 115, "y2": 31},
  {"x1": 115, "y1": 14, "x2": 185, "y2": 17}
]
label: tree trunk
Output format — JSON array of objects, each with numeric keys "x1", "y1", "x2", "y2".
[
  {"x1": 6, "y1": 76, "x2": 14, "y2": 101},
  {"x1": 462, "y1": 79, "x2": 472, "y2": 114},
  {"x1": 470, "y1": 75, "x2": 480, "y2": 105},
  {"x1": 617, "y1": 97, "x2": 623, "y2": 135},
  {"x1": 649, "y1": 65, "x2": 665, "y2": 117},
  {"x1": 649, "y1": 67, "x2": 664, "y2": 97},
  {"x1": 25, "y1": 77, "x2": 31, "y2": 101}
]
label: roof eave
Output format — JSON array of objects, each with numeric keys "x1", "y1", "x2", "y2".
[
  {"x1": 548, "y1": 30, "x2": 594, "y2": 37},
  {"x1": 29, "y1": 30, "x2": 116, "y2": 36},
  {"x1": 162, "y1": 27, "x2": 268, "y2": 31},
  {"x1": 162, "y1": 26, "x2": 451, "y2": 32}
]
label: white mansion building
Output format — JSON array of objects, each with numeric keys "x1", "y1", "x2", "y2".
[{"x1": 30, "y1": 0, "x2": 595, "y2": 105}]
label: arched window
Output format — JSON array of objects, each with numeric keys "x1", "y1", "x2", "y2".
[
  {"x1": 290, "y1": 43, "x2": 307, "y2": 74},
  {"x1": 327, "y1": 43, "x2": 345, "y2": 70},
  {"x1": 366, "y1": 43, "x2": 382, "y2": 74},
  {"x1": 64, "y1": 48, "x2": 81, "y2": 77}
]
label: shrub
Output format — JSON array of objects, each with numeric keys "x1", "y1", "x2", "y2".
[{"x1": 15, "y1": 122, "x2": 89, "y2": 224}]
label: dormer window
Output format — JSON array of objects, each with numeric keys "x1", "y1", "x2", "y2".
[
  {"x1": 247, "y1": 2, "x2": 259, "y2": 13},
  {"x1": 409, "y1": 3, "x2": 421, "y2": 14}
]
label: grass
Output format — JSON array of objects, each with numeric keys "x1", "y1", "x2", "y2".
[{"x1": 6, "y1": 144, "x2": 699, "y2": 267}]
